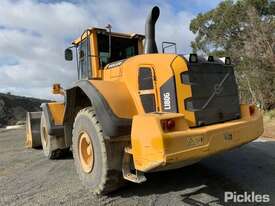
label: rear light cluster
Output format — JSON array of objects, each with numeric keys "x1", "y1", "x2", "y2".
[
  {"x1": 189, "y1": 53, "x2": 231, "y2": 65},
  {"x1": 161, "y1": 119, "x2": 175, "y2": 131}
]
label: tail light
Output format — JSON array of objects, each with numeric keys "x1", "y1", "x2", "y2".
[
  {"x1": 189, "y1": 53, "x2": 198, "y2": 63},
  {"x1": 161, "y1": 119, "x2": 175, "y2": 131},
  {"x1": 249, "y1": 105, "x2": 256, "y2": 116}
]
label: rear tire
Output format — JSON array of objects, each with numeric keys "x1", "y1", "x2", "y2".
[
  {"x1": 72, "y1": 107, "x2": 125, "y2": 194},
  {"x1": 40, "y1": 112, "x2": 68, "y2": 159}
]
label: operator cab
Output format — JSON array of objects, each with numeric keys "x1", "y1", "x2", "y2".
[{"x1": 65, "y1": 27, "x2": 144, "y2": 80}]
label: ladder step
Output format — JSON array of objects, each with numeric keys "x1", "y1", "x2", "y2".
[{"x1": 122, "y1": 147, "x2": 146, "y2": 183}]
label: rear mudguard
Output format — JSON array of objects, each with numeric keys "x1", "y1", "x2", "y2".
[{"x1": 63, "y1": 80, "x2": 132, "y2": 138}]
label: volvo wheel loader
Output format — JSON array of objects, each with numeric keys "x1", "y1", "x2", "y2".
[{"x1": 25, "y1": 6, "x2": 264, "y2": 194}]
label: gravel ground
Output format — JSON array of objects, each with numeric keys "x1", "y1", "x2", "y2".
[{"x1": 0, "y1": 128, "x2": 275, "y2": 206}]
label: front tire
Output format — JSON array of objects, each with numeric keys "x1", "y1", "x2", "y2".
[
  {"x1": 72, "y1": 107, "x2": 125, "y2": 194},
  {"x1": 40, "y1": 112, "x2": 68, "y2": 159}
]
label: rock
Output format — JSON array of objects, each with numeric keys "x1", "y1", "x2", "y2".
[{"x1": 0, "y1": 93, "x2": 48, "y2": 127}]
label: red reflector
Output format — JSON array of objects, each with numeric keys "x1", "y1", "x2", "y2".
[
  {"x1": 162, "y1": 119, "x2": 176, "y2": 131},
  {"x1": 167, "y1": 119, "x2": 175, "y2": 129}
]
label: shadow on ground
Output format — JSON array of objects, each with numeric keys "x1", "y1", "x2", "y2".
[{"x1": 106, "y1": 140, "x2": 275, "y2": 205}]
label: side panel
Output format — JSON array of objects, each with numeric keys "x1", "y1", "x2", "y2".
[
  {"x1": 119, "y1": 54, "x2": 178, "y2": 114},
  {"x1": 171, "y1": 56, "x2": 196, "y2": 126}
]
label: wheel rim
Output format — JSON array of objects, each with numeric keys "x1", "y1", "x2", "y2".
[
  {"x1": 78, "y1": 131, "x2": 94, "y2": 173},
  {"x1": 42, "y1": 127, "x2": 48, "y2": 147}
]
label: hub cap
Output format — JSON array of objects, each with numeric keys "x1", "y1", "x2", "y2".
[{"x1": 78, "y1": 131, "x2": 94, "y2": 173}]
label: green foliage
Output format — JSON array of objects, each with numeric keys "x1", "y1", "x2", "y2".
[
  {"x1": 190, "y1": 0, "x2": 275, "y2": 110},
  {"x1": 264, "y1": 109, "x2": 275, "y2": 123}
]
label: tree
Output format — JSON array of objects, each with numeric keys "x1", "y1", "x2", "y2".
[{"x1": 190, "y1": 0, "x2": 275, "y2": 110}]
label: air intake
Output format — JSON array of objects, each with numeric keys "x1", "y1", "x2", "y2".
[{"x1": 144, "y1": 6, "x2": 160, "y2": 54}]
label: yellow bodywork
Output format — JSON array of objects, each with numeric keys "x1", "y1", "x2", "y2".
[
  {"x1": 130, "y1": 104, "x2": 263, "y2": 172},
  {"x1": 98, "y1": 54, "x2": 180, "y2": 115},
  {"x1": 73, "y1": 45, "x2": 264, "y2": 173},
  {"x1": 171, "y1": 56, "x2": 196, "y2": 126},
  {"x1": 97, "y1": 54, "x2": 198, "y2": 126},
  {"x1": 91, "y1": 80, "x2": 138, "y2": 119},
  {"x1": 48, "y1": 102, "x2": 65, "y2": 125},
  {"x1": 50, "y1": 27, "x2": 264, "y2": 176}
]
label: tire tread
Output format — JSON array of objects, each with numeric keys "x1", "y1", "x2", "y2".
[{"x1": 72, "y1": 107, "x2": 124, "y2": 194}]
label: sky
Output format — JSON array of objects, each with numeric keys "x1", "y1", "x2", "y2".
[{"x1": 0, "y1": 0, "x2": 223, "y2": 99}]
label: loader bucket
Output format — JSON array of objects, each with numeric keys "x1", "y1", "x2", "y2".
[{"x1": 25, "y1": 112, "x2": 42, "y2": 148}]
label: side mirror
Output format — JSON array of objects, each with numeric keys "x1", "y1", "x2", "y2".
[
  {"x1": 65, "y1": 48, "x2": 73, "y2": 61},
  {"x1": 52, "y1": 84, "x2": 64, "y2": 95}
]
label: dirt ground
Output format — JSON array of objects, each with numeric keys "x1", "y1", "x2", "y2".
[
  {"x1": 263, "y1": 119, "x2": 275, "y2": 139},
  {"x1": 1, "y1": 128, "x2": 275, "y2": 206}
]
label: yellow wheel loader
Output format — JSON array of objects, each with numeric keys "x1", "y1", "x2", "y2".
[{"x1": 26, "y1": 6, "x2": 263, "y2": 194}]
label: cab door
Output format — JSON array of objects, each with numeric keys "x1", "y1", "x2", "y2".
[
  {"x1": 78, "y1": 38, "x2": 92, "y2": 80},
  {"x1": 138, "y1": 67, "x2": 159, "y2": 113}
]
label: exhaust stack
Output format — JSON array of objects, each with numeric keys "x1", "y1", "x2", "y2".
[{"x1": 144, "y1": 6, "x2": 160, "y2": 54}]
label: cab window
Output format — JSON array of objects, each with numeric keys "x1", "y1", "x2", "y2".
[
  {"x1": 78, "y1": 38, "x2": 92, "y2": 79},
  {"x1": 97, "y1": 34, "x2": 139, "y2": 67}
]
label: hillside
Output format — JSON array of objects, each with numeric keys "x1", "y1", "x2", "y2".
[{"x1": 0, "y1": 93, "x2": 48, "y2": 127}]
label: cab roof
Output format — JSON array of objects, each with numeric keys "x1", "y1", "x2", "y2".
[{"x1": 72, "y1": 27, "x2": 145, "y2": 45}]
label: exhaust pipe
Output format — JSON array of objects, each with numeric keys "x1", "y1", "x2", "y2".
[{"x1": 144, "y1": 6, "x2": 160, "y2": 54}]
